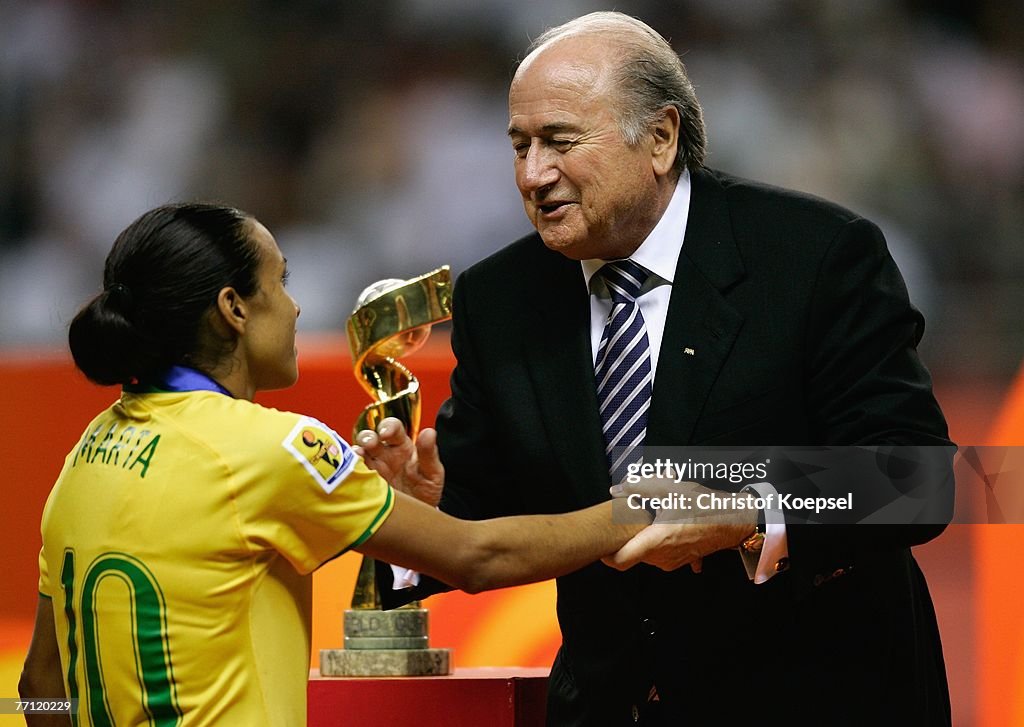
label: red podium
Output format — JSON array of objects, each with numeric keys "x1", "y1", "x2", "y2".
[{"x1": 307, "y1": 667, "x2": 549, "y2": 727}]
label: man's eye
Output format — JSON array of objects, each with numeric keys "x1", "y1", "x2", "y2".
[
  {"x1": 282, "y1": 270, "x2": 291, "y2": 286},
  {"x1": 513, "y1": 143, "x2": 529, "y2": 158},
  {"x1": 551, "y1": 138, "x2": 575, "y2": 151}
]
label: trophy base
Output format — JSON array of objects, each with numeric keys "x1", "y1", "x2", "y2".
[
  {"x1": 319, "y1": 647, "x2": 453, "y2": 677},
  {"x1": 343, "y1": 608, "x2": 428, "y2": 637},
  {"x1": 344, "y1": 635, "x2": 429, "y2": 650},
  {"x1": 320, "y1": 608, "x2": 452, "y2": 676}
]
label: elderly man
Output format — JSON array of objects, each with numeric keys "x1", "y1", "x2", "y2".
[{"x1": 360, "y1": 11, "x2": 953, "y2": 726}]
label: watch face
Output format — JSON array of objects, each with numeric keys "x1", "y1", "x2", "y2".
[{"x1": 742, "y1": 531, "x2": 765, "y2": 553}]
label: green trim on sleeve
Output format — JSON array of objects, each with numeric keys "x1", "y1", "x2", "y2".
[
  {"x1": 347, "y1": 486, "x2": 394, "y2": 551},
  {"x1": 39, "y1": 592, "x2": 53, "y2": 600},
  {"x1": 317, "y1": 486, "x2": 396, "y2": 569}
]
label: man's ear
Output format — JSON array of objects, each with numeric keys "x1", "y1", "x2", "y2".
[
  {"x1": 650, "y1": 105, "x2": 681, "y2": 177},
  {"x1": 215, "y1": 287, "x2": 248, "y2": 336}
]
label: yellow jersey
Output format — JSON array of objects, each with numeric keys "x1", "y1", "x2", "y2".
[{"x1": 38, "y1": 388, "x2": 393, "y2": 726}]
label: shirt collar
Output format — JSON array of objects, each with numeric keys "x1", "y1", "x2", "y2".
[
  {"x1": 581, "y1": 169, "x2": 691, "y2": 292},
  {"x1": 124, "y1": 365, "x2": 233, "y2": 397}
]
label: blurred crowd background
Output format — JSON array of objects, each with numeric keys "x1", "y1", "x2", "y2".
[{"x1": 1, "y1": 0, "x2": 1021, "y2": 384}]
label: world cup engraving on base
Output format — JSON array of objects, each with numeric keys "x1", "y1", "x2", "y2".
[{"x1": 318, "y1": 266, "x2": 454, "y2": 677}]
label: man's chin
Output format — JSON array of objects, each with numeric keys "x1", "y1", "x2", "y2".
[{"x1": 538, "y1": 228, "x2": 588, "y2": 260}]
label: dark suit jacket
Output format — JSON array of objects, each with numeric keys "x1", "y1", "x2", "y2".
[{"x1": 382, "y1": 167, "x2": 954, "y2": 726}]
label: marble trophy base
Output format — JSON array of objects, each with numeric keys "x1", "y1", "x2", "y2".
[
  {"x1": 319, "y1": 647, "x2": 452, "y2": 677},
  {"x1": 319, "y1": 608, "x2": 453, "y2": 677}
]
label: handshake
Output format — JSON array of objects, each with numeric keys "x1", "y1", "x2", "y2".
[{"x1": 354, "y1": 417, "x2": 760, "y2": 575}]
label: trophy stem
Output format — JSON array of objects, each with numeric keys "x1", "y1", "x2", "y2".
[{"x1": 351, "y1": 556, "x2": 381, "y2": 610}]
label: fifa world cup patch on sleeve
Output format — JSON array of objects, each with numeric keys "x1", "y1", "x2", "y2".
[{"x1": 282, "y1": 417, "x2": 357, "y2": 494}]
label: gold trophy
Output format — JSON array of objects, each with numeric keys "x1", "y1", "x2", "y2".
[{"x1": 319, "y1": 266, "x2": 454, "y2": 677}]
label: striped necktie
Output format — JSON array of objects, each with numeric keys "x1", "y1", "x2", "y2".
[{"x1": 594, "y1": 259, "x2": 653, "y2": 481}]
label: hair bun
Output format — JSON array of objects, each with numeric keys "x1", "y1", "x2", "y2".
[
  {"x1": 106, "y1": 283, "x2": 135, "y2": 314},
  {"x1": 69, "y1": 295, "x2": 145, "y2": 385}
]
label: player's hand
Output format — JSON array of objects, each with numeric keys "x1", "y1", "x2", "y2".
[{"x1": 353, "y1": 417, "x2": 445, "y2": 507}]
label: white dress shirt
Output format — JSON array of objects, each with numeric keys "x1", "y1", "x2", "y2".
[{"x1": 583, "y1": 171, "x2": 787, "y2": 584}]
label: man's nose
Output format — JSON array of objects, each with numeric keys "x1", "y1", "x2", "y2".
[{"x1": 518, "y1": 142, "x2": 560, "y2": 193}]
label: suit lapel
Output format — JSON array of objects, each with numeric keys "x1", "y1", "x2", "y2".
[
  {"x1": 522, "y1": 245, "x2": 612, "y2": 504},
  {"x1": 647, "y1": 168, "x2": 746, "y2": 446}
]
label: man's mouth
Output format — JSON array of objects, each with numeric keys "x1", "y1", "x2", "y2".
[{"x1": 538, "y1": 201, "x2": 573, "y2": 214}]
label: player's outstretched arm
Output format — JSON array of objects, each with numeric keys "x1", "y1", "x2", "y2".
[{"x1": 357, "y1": 491, "x2": 644, "y2": 594}]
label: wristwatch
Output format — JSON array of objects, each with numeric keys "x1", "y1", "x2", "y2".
[{"x1": 739, "y1": 507, "x2": 766, "y2": 554}]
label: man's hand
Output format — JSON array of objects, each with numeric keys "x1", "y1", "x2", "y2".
[
  {"x1": 602, "y1": 479, "x2": 756, "y2": 573},
  {"x1": 353, "y1": 417, "x2": 445, "y2": 507}
]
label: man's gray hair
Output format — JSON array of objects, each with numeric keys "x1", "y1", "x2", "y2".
[{"x1": 527, "y1": 11, "x2": 706, "y2": 175}]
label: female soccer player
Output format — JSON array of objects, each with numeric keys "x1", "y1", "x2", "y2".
[{"x1": 19, "y1": 203, "x2": 640, "y2": 726}]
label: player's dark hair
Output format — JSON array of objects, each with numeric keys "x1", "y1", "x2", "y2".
[{"x1": 69, "y1": 203, "x2": 262, "y2": 386}]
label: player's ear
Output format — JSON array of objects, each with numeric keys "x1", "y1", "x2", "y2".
[{"x1": 215, "y1": 286, "x2": 249, "y2": 335}]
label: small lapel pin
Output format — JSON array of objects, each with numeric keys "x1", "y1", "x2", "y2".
[{"x1": 683, "y1": 347, "x2": 696, "y2": 356}]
